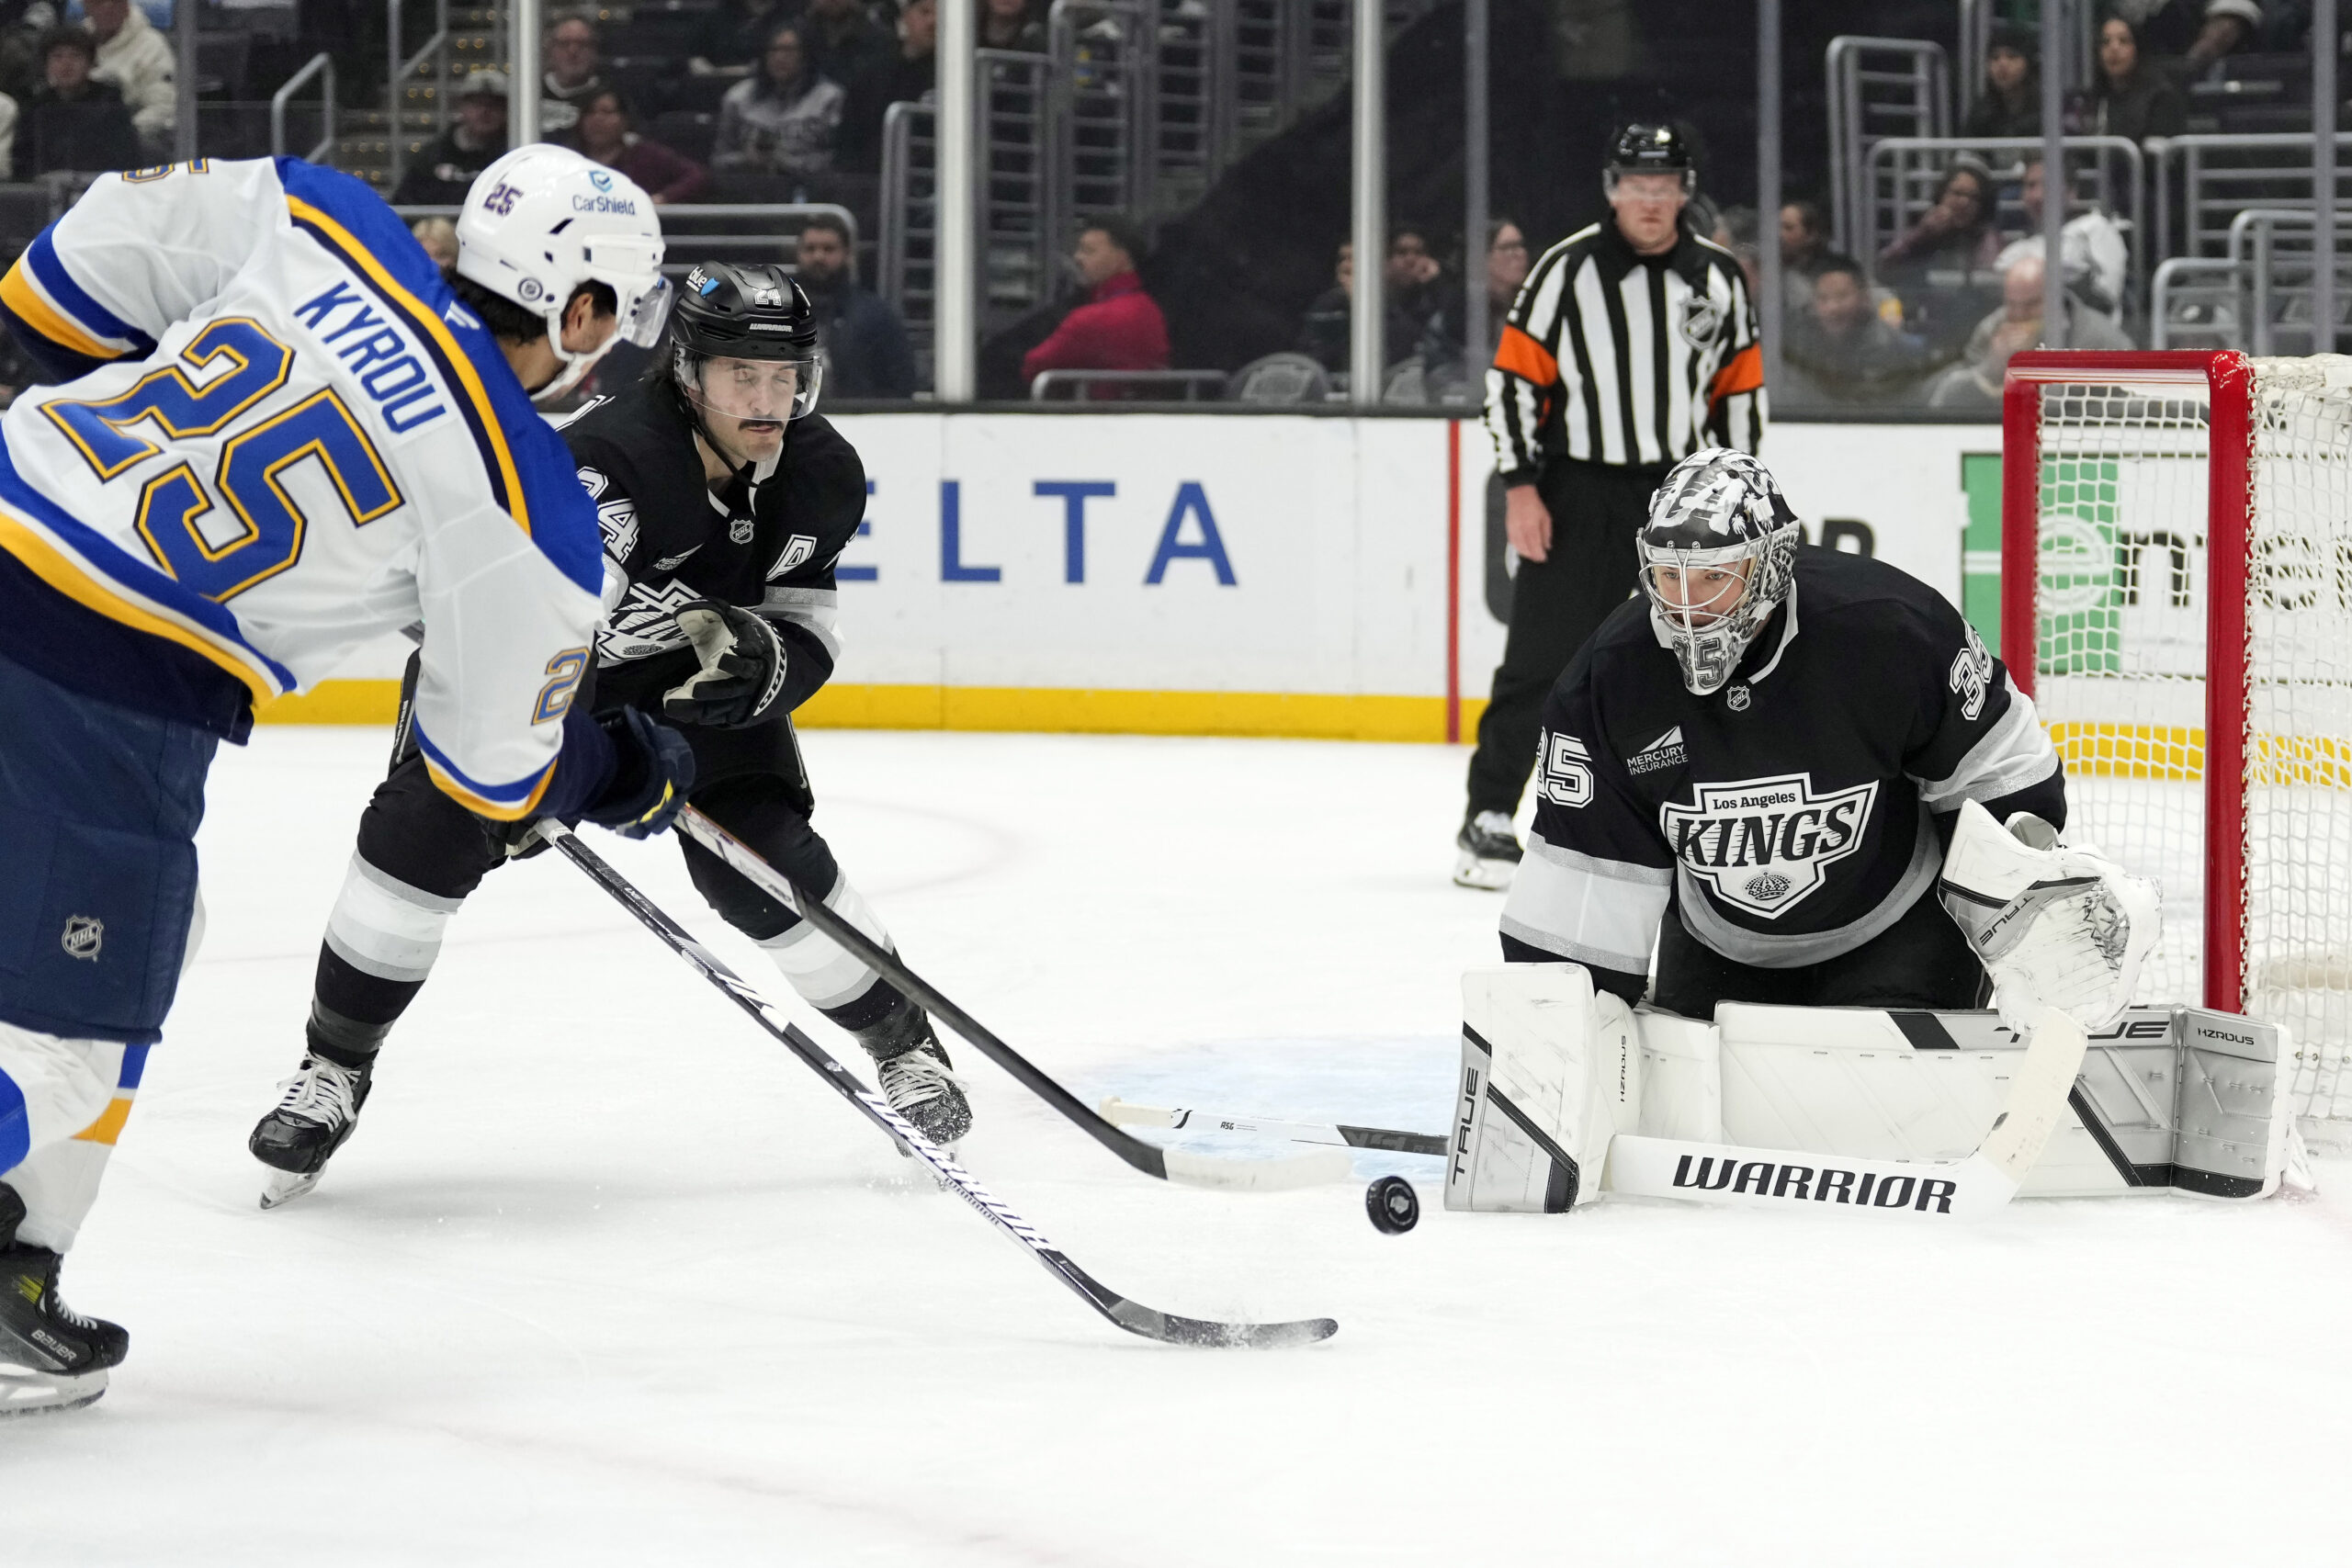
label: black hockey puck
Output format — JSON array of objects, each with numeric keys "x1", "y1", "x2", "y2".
[{"x1": 1365, "y1": 1175, "x2": 1419, "y2": 1235}]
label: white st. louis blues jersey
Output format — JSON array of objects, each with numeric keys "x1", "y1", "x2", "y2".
[{"x1": 0, "y1": 156, "x2": 601, "y2": 820}]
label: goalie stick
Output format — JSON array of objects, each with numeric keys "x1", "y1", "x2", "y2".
[
  {"x1": 674, "y1": 806, "x2": 1352, "y2": 1194},
  {"x1": 1099, "y1": 1098, "x2": 1450, "y2": 1158},
  {"x1": 545, "y1": 823, "x2": 1337, "y2": 1349}
]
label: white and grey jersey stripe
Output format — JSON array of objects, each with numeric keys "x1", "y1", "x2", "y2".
[
  {"x1": 761, "y1": 583, "x2": 842, "y2": 662},
  {"x1": 1484, "y1": 224, "x2": 1765, "y2": 480},
  {"x1": 1499, "y1": 831, "x2": 1674, "y2": 976},
  {"x1": 1913, "y1": 675, "x2": 2061, "y2": 811}
]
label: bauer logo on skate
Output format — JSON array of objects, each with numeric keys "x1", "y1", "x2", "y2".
[
  {"x1": 1659, "y1": 774, "x2": 1877, "y2": 917},
  {"x1": 1669, "y1": 1156, "x2": 1961, "y2": 1213}
]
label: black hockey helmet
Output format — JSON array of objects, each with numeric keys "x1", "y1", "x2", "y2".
[
  {"x1": 1637, "y1": 449, "x2": 1801, "y2": 697},
  {"x1": 1605, "y1": 122, "x2": 1697, "y2": 197},
  {"x1": 669, "y1": 260, "x2": 821, "y2": 422}
]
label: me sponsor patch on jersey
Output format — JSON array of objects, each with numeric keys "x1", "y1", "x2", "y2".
[
  {"x1": 1658, "y1": 773, "x2": 1878, "y2": 918},
  {"x1": 1626, "y1": 725, "x2": 1688, "y2": 775}
]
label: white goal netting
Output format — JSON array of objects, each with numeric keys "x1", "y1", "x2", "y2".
[{"x1": 2023, "y1": 355, "x2": 2352, "y2": 1139}]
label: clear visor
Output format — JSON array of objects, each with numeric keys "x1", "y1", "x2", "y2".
[
  {"x1": 676, "y1": 349, "x2": 824, "y2": 423},
  {"x1": 618, "y1": 274, "x2": 674, "y2": 348},
  {"x1": 1642, "y1": 546, "x2": 1758, "y2": 630}
]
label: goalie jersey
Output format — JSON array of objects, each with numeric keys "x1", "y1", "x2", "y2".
[
  {"x1": 555, "y1": 379, "x2": 865, "y2": 716},
  {"x1": 0, "y1": 157, "x2": 604, "y2": 821},
  {"x1": 1499, "y1": 546, "x2": 2065, "y2": 1001}
]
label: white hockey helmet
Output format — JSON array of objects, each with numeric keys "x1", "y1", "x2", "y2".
[
  {"x1": 1638, "y1": 448, "x2": 1802, "y2": 696},
  {"x1": 454, "y1": 143, "x2": 672, "y2": 401}
]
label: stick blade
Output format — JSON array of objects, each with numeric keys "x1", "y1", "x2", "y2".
[
  {"x1": 1159, "y1": 1147, "x2": 1354, "y2": 1191},
  {"x1": 1107, "y1": 1298, "x2": 1340, "y2": 1348}
]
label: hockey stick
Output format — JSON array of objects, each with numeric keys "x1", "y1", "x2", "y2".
[
  {"x1": 545, "y1": 823, "x2": 1337, "y2": 1348},
  {"x1": 1099, "y1": 1098, "x2": 1450, "y2": 1158},
  {"x1": 673, "y1": 805, "x2": 1353, "y2": 1193},
  {"x1": 1597, "y1": 1010, "x2": 2092, "y2": 1219}
]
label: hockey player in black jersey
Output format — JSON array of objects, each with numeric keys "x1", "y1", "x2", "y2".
[
  {"x1": 1498, "y1": 447, "x2": 2067, "y2": 1017},
  {"x1": 247, "y1": 262, "x2": 973, "y2": 1207}
]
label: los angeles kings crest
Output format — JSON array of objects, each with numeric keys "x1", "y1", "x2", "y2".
[{"x1": 1658, "y1": 773, "x2": 1878, "y2": 918}]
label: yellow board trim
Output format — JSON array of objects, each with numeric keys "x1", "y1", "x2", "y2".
[
  {"x1": 72, "y1": 1095, "x2": 133, "y2": 1146},
  {"x1": 284, "y1": 197, "x2": 530, "y2": 535},
  {"x1": 0, "y1": 509, "x2": 277, "y2": 700},
  {"x1": 260, "y1": 680, "x2": 1492, "y2": 743},
  {"x1": 2046, "y1": 721, "x2": 2352, "y2": 786},
  {"x1": 0, "y1": 259, "x2": 119, "y2": 361}
]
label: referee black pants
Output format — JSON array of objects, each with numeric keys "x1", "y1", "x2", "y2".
[{"x1": 1465, "y1": 457, "x2": 1671, "y2": 820}]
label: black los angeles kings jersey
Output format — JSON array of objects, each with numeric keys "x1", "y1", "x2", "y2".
[
  {"x1": 1498, "y1": 547, "x2": 2066, "y2": 1003},
  {"x1": 554, "y1": 380, "x2": 866, "y2": 715}
]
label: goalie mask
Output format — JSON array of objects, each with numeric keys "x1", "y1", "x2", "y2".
[{"x1": 1638, "y1": 448, "x2": 1801, "y2": 696}]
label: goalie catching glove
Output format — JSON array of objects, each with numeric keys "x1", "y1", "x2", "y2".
[
  {"x1": 1937, "y1": 798, "x2": 2159, "y2": 1034},
  {"x1": 663, "y1": 600, "x2": 789, "y2": 729}
]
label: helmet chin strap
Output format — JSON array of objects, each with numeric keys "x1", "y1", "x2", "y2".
[{"x1": 526, "y1": 315, "x2": 622, "y2": 404}]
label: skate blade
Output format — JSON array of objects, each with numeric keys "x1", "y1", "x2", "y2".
[
  {"x1": 1453, "y1": 852, "x2": 1517, "y2": 891},
  {"x1": 258, "y1": 1168, "x2": 322, "y2": 1210},
  {"x1": 0, "y1": 1365, "x2": 107, "y2": 1417}
]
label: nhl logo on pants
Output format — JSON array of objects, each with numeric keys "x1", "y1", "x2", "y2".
[{"x1": 61, "y1": 914, "x2": 103, "y2": 961}]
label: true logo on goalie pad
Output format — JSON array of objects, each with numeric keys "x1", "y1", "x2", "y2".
[{"x1": 1658, "y1": 773, "x2": 1877, "y2": 918}]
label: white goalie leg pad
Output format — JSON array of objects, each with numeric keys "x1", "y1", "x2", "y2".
[
  {"x1": 1938, "y1": 798, "x2": 2160, "y2": 1033},
  {"x1": 1448, "y1": 964, "x2": 1640, "y2": 1213},
  {"x1": 1631, "y1": 1009, "x2": 1724, "y2": 1142}
]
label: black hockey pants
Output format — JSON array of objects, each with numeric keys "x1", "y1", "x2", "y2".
[
  {"x1": 1649, "y1": 886, "x2": 1988, "y2": 1021},
  {"x1": 1465, "y1": 458, "x2": 1673, "y2": 820},
  {"x1": 308, "y1": 660, "x2": 900, "y2": 1065}
]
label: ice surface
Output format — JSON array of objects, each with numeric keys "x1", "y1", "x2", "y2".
[{"x1": 9, "y1": 729, "x2": 2352, "y2": 1566}]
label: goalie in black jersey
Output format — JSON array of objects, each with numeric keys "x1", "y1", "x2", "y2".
[
  {"x1": 247, "y1": 262, "x2": 973, "y2": 1207},
  {"x1": 1498, "y1": 447, "x2": 2068, "y2": 1017}
]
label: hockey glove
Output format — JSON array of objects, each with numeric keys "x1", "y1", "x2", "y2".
[
  {"x1": 585, "y1": 706, "x2": 695, "y2": 839},
  {"x1": 663, "y1": 600, "x2": 787, "y2": 729}
]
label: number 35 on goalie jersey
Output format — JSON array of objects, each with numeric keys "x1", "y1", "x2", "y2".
[
  {"x1": 0, "y1": 157, "x2": 605, "y2": 819},
  {"x1": 1500, "y1": 547, "x2": 2067, "y2": 1000}
]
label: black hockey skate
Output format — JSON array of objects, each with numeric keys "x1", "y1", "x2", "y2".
[
  {"x1": 1453, "y1": 810, "x2": 1523, "y2": 890},
  {"x1": 250, "y1": 1052, "x2": 375, "y2": 1210},
  {"x1": 860, "y1": 1010, "x2": 974, "y2": 1149},
  {"x1": 0, "y1": 1185, "x2": 127, "y2": 1417}
]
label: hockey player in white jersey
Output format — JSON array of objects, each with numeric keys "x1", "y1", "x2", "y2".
[{"x1": 0, "y1": 150, "x2": 690, "y2": 1416}]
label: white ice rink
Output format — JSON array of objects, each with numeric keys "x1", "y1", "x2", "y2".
[{"x1": 10, "y1": 727, "x2": 2352, "y2": 1566}]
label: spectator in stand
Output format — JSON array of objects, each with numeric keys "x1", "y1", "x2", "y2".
[
  {"x1": 1022, "y1": 218, "x2": 1170, "y2": 389},
  {"x1": 1781, "y1": 254, "x2": 1928, "y2": 406},
  {"x1": 2126, "y1": 0, "x2": 2264, "y2": 68},
  {"x1": 2082, "y1": 14, "x2": 2187, "y2": 141},
  {"x1": 1778, "y1": 198, "x2": 1831, "y2": 310},
  {"x1": 690, "y1": 0, "x2": 792, "y2": 75},
  {"x1": 1928, "y1": 254, "x2": 2132, "y2": 411},
  {"x1": 1962, "y1": 25, "x2": 2041, "y2": 139},
  {"x1": 21, "y1": 28, "x2": 134, "y2": 175},
  {"x1": 83, "y1": 0, "x2": 170, "y2": 157},
  {"x1": 795, "y1": 212, "x2": 916, "y2": 398},
  {"x1": 538, "y1": 13, "x2": 607, "y2": 135},
  {"x1": 980, "y1": 0, "x2": 1046, "y2": 52},
  {"x1": 1298, "y1": 232, "x2": 1448, "y2": 373},
  {"x1": 713, "y1": 23, "x2": 848, "y2": 185},
  {"x1": 1994, "y1": 154, "x2": 2129, "y2": 325},
  {"x1": 560, "y1": 87, "x2": 708, "y2": 204},
  {"x1": 803, "y1": 0, "x2": 894, "y2": 101},
  {"x1": 1425, "y1": 219, "x2": 1531, "y2": 361},
  {"x1": 392, "y1": 72, "x2": 509, "y2": 204},
  {"x1": 1877, "y1": 158, "x2": 2004, "y2": 353},
  {"x1": 840, "y1": 0, "x2": 935, "y2": 173},
  {"x1": 0, "y1": 2, "x2": 53, "y2": 106},
  {"x1": 410, "y1": 216, "x2": 458, "y2": 272}
]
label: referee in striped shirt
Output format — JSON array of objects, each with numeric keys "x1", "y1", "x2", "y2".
[{"x1": 1454, "y1": 123, "x2": 1767, "y2": 889}]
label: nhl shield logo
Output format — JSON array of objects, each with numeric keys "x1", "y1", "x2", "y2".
[
  {"x1": 61, "y1": 915, "x2": 103, "y2": 961},
  {"x1": 1678, "y1": 293, "x2": 1725, "y2": 349},
  {"x1": 729, "y1": 515, "x2": 755, "y2": 545},
  {"x1": 1725, "y1": 683, "x2": 1752, "y2": 711},
  {"x1": 1660, "y1": 773, "x2": 1880, "y2": 919}
]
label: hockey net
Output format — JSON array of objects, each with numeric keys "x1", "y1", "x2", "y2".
[{"x1": 2003, "y1": 351, "x2": 2352, "y2": 1145}]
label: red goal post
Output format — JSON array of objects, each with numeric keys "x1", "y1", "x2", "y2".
[{"x1": 2001, "y1": 350, "x2": 2352, "y2": 1134}]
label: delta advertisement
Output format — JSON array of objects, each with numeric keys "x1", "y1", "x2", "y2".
[{"x1": 263, "y1": 414, "x2": 2012, "y2": 739}]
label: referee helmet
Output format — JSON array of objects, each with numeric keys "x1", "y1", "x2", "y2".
[{"x1": 1604, "y1": 122, "x2": 1697, "y2": 197}]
